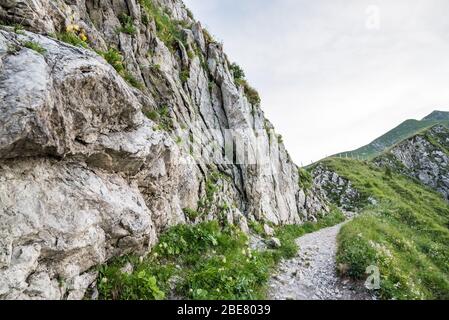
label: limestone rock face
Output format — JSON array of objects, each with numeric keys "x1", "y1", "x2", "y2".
[
  {"x1": 0, "y1": 0, "x2": 327, "y2": 299},
  {"x1": 312, "y1": 165, "x2": 365, "y2": 214},
  {"x1": 374, "y1": 125, "x2": 449, "y2": 201},
  {"x1": 0, "y1": 159, "x2": 156, "y2": 299}
]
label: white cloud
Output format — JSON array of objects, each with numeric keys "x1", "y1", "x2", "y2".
[{"x1": 184, "y1": 0, "x2": 449, "y2": 164}]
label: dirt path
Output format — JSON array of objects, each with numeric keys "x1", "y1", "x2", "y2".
[{"x1": 268, "y1": 223, "x2": 376, "y2": 300}]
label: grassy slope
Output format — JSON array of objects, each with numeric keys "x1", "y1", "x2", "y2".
[
  {"x1": 96, "y1": 209, "x2": 345, "y2": 300},
  {"x1": 336, "y1": 116, "x2": 449, "y2": 160},
  {"x1": 320, "y1": 158, "x2": 449, "y2": 299}
]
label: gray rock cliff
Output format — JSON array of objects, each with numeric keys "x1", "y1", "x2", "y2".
[{"x1": 0, "y1": 0, "x2": 327, "y2": 299}]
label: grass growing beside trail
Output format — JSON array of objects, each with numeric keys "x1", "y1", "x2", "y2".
[
  {"x1": 274, "y1": 208, "x2": 345, "y2": 260},
  {"x1": 97, "y1": 210, "x2": 345, "y2": 300},
  {"x1": 320, "y1": 158, "x2": 449, "y2": 300}
]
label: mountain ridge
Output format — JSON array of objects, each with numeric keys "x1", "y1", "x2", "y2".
[
  {"x1": 423, "y1": 110, "x2": 449, "y2": 121},
  {"x1": 335, "y1": 110, "x2": 449, "y2": 159}
]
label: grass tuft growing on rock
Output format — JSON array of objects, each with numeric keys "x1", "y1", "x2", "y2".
[
  {"x1": 122, "y1": 71, "x2": 144, "y2": 89},
  {"x1": 97, "y1": 48, "x2": 125, "y2": 73},
  {"x1": 298, "y1": 167, "x2": 313, "y2": 191},
  {"x1": 57, "y1": 31, "x2": 89, "y2": 48},
  {"x1": 23, "y1": 41, "x2": 46, "y2": 55},
  {"x1": 180, "y1": 69, "x2": 190, "y2": 84},
  {"x1": 97, "y1": 47, "x2": 143, "y2": 89},
  {"x1": 230, "y1": 63, "x2": 245, "y2": 81},
  {"x1": 235, "y1": 78, "x2": 261, "y2": 106},
  {"x1": 117, "y1": 14, "x2": 137, "y2": 35},
  {"x1": 231, "y1": 62, "x2": 261, "y2": 106},
  {"x1": 139, "y1": 0, "x2": 188, "y2": 51},
  {"x1": 145, "y1": 105, "x2": 174, "y2": 131}
]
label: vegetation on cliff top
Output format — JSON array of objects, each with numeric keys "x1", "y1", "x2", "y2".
[
  {"x1": 320, "y1": 158, "x2": 449, "y2": 300},
  {"x1": 230, "y1": 62, "x2": 261, "y2": 106}
]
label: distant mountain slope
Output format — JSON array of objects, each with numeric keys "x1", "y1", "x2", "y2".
[
  {"x1": 311, "y1": 125, "x2": 449, "y2": 299},
  {"x1": 374, "y1": 124, "x2": 449, "y2": 201},
  {"x1": 336, "y1": 110, "x2": 449, "y2": 159},
  {"x1": 423, "y1": 110, "x2": 449, "y2": 121}
]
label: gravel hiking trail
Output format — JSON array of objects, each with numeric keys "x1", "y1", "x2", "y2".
[{"x1": 268, "y1": 223, "x2": 376, "y2": 300}]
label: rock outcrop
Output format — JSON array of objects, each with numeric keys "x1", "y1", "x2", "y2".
[
  {"x1": 311, "y1": 165, "x2": 367, "y2": 215},
  {"x1": 374, "y1": 125, "x2": 449, "y2": 201},
  {"x1": 0, "y1": 0, "x2": 327, "y2": 299}
]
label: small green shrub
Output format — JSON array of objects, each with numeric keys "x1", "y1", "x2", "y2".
[
  {"x1": 145, "y1": 110, "x2": 159, "y2": 122},
  {"x1": 7, "y1": 44, "x2": 20, "y2": 55},
  {"x1": 123, "y1": 71, "x2": 144, "y2": 89},
  {"x1": 183, "y1": 208, "x2": 200, "y2": 221},
  {"x1": 298, "y1": 167, "x2": 313, "y2": 191},
  {"x1": 248, "y1": 220, "x2": 265, "y2": 237},
  {"x1": 180, "y1": 69, "x2": 190, "y2": 84},
  {"x1": 236, "y1": 78, "x2": 261, "y2": 106},
  {"x1": 243, "y1": 83, "x2": 261, "y2": 106},
  {"x1": 145, "y1": 105, "x2": 174, "y2": 131},
  {"x1": 277, "y1": 134, "x2": 283, "y2": 144},
  {"x1": 98, "y1": 259, "x2": 165, "y2": 300},
  {"x1": 13, "y1": 24, "x2": 25, "y2": 35},
  {"x1": 141, "y1": 13, "x2": 150, "y2": 26},
  {"x1": 139, "y1": 0, "x2": 188, "y2": 51},
  {"x1": 97, "y1": 47, "x2": 143, "y2": 89},
  {"x1": 57, "y1": 31, "x2": 89, "y2": 48},
  {"x1": 23, "y1": 41, "x2": 46, "y2": 55},
  {"x1": 384, "y1": 167, "x2": 393, "y2": 179},
  {"x1": 205, "y1": 172, "x2": 222, "y2": 201},
  {"x1": 0, "y1": 20, "x2": 25, "y2": 35},
  {"x1": 202, "y1": 28, "x2": 215, "y2": 44},
  {"x1": 118, "y1": 14, "x2": 137, "y2": 35},
  {"x1": 97, "y1": 48, "x2": 125, "y2": 73},
  {"x1": 337, "y1": 216, "x2": 377, "y2": 278},
  {"x1": 230, "y1": 63, "x2": 245, "y2": 81}
]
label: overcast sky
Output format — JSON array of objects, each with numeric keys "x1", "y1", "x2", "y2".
[{"x1": 184, "y1": 0, "x2": 449, "y2": 164}]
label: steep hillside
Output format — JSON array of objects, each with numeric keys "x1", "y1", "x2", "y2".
[
  {"x1": 312, "y1": 126, "x2": 449, "y2": 299},
  {"x1": 336, "y1": 111, "x2": 449, "y2": 160},
  {"x1": 0, "y1": 0, "x2": 327, "y2": 299},
  {"x1": 374, "y1": 125, "x2": 449, "y2": 201},
  {"x1": 423, "y1": 110, "x2": 449, "y2": 121}
]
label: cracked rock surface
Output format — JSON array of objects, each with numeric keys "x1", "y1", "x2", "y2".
[{"x1": 0, "y1": 0, "x2": 329, "y2": 299}]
